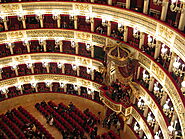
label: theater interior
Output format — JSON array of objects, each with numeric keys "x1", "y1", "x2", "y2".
[{"x1": 0, "y1": 0, "x2": 185, "y2": 139}]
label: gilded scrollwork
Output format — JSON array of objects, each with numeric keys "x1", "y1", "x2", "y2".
[
  {"x1": 138, "y1": 53, "x2": 151, "y2": 69},
  {"x1": 151, "y1": 63, "x2": 165, "y2": 81}
]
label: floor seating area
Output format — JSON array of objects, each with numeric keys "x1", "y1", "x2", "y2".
[
  {"x1": 35, "y1": 101, "x2": 97, "y2": 138},
  {"x1": 0, "y1": 106, "x2": 53, "y2": 138}
]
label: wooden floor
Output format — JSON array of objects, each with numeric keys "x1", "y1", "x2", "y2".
[{"x1": 0, "y1": 93, "x2": 137, "y2": 139}]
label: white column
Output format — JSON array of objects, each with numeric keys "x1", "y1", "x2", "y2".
[
  {"x1": 90, "y1": 0, "x2": 94, "y2": 2},
  {"x1": 35, "y1": 85, "x2": 38, "y2": 92},
  {"x1": 139, "y1": 32, "x2": 145, "y2": 49},
  {"x1": 171, "y1": 113, "x2": 177, "y2": 124},
  {"x1": 154, "y1": 124, "x2": 159, "y2": 133},
  {"x1": 0, "y1": 70, "x2": 2, "y2": 79},
  {"x1": 26, "y1": 44, "x2": 30, "y2": 53},
  {"x1": 143, "y1": 107, "x2": 149, "y2": 117},
  {"x1": 57, "y1": 18, "x2": 61, "y2": 28},
  {"x1": 59, "y1": 43, "x2": 63, "y2": 52},
  {"x1": 137, "y1": 67, "x2": 141, "y2": 79},
  {"x1": 143, "y1": 0, "x2": 149, "y2": 14},
  {"x1": 91, "y1": 46, "x2": 94, "y2": 58},
  {"x1": 160, "y1": 93, "x2": 167, "y2": 106},
  {"x1": 107, "y1": 21, "x2": 111, "y2": 36},
  {"x1": 74, "y1": 16, "x2": 78, "y2": 30},
  {"x1": 124, "y1": 26, "x2": 128, "y2": 42},
  {"x1": 148, "y1": 77, "x2": 155, "y2": 91},
  {"x1": 168, "y1": 52, "x2": 176, "y2": 72},
  {"x1": 77, "y1": 67, "x2": 80, "y2": 76},
  {"x1": 14, "y1": 68, "x2": 19, "y2": 76},
  {"x1": 22, "y1": 18, "x2": 26, "y2": 29},
  {"x1": 91, "y1": 18, "x2": 94, "y2": 32},
  {"x1": 37, "y1": 15, "x2": 44, "y2": 28},
  {"x1": 49, "y1": 85, "x2": 52, "y2": 92},
  {"x1": 46, "y1": 65, "x2": 49, "y2": 73},
  {"x1": 3, "y1": 18, "x2": 8, "y2": 31},
  {"x1": 178, "y1": 10, "x2": 185, "y2": 31},
  {"x1": 78, "y1": 87, "x2": 81, "y2": 95},
  {"x1": 154, "y1": 41, "x2": 162, "y2": 59},
  {"x1": 64, "y1": 85, "x2": 67, "y2": 92},
  {"x1": 9, "y1": 47, "x2": 14, "y2": 55},
  {"x1": 108, "y1": 0, "x2": 112, "y2": 5},
  {"x1": 160, "y1": 1, "x2": 169, "y2": 21},
  {"x1": 75, "y1": 44, "x2": 79, "y2": 55},
  {"x1": 91, "y1": 70, "x2": 94, "y2": 80},
  {"x1": 62, "y1": 65, "x2": 65, "y2": 74},
  {"x1": 18, "y1": 86, "x2": 23, "y2": 94},
  {"x1": 31, "y1": 66, "x2": 34, "y2": 74},
  {"x1": 126, "y1": 0, "x2": 131, "y2": 9}
]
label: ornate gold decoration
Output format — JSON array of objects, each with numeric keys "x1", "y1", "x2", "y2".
[
  {"x1": 74, "y1": 4, "x2": 91, "y2": 12},
  {"x1": 76, "y1": 32, "x2": 91, "y2": 41},
  {"x1": 18, "y1": 76, "x2": 33, "y2": 83},
  {"x1": 0, "y1": 78, "x2": 17, "y2": 88},
  {"x1": 76, "y1": 57, "x2": 91, "y2": 65},
  {"x1": 151, "y1": 63, "x2": 165, "y2": 81},
  {"x1": 92, "y1": 35, "x2": 106, "y2": 45},
  {"x1": 1, "y1": 4, "x2": 21, "y2": 13},
  {"x1": 138, "y1": 53, "x2": 151, "y2": 69},
  {"x1": 7, "y1": 31, "x2": 24, "y2": 41},
  {"x1": 13, "y1": 55, "x2": 30, "y2": 63}
]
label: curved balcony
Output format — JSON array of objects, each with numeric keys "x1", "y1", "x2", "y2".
[
  {"x1": 0, "y1": 2, "x2": 184, "y2": 61},
  {"x1": 99, "y1": 85, "x2": 154, "y2": 139}
]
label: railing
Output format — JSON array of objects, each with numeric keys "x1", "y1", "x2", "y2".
[{"x1": 0, "y1": 2, "x2": 184, "y2": 61}]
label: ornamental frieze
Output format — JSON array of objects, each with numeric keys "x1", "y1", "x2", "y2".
[
  {"x1": 103, "y1": 98, "x2": 121, "y2": 112},
  {"x1": 138, "y1": 53, "x2": 151, "y2": 69},
  {"x1": 0, "y1": 78, "x2": 17, "y2": 88},
  {"x1": 0, "y1": 4, "x2": 21, "y2": 13},
  {"x1": 75, "y1": 32, "x2": 91, "y2": 41},
  {"x1": 151, "y1": 63, "x2": 165, "y2": 81},
  {"x1": 92, "y1": 35, "x2": 106, "y2": 45}
]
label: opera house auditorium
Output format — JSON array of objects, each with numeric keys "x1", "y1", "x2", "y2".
[{"x1": 0, "y1": 0, "x2": 185, "y2": 138}]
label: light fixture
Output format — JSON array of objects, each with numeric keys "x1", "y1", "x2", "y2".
[
  {"x1": 147, "y1": 112, "x2": 155, "y2": 127},
  {"x1": 57, "y1": 62, "x2": 62, "y2": 69},
  {"x1": 0, "y1": 88, "x2": 8, "y2": 94},
  {"x1": 52, "y1": 10, "x2": 61, "y2": 20},
  {"x1": 69, "y1": 15, "x2": 74, "y2": 21},
  {"x1": 35, "y1": 10, "x2": 44, "y2": 21},
  {"x1": 39, "y1": 38, "x2": 46, "y2": 46},
  {"x1": 181, "y1": 80, "x2": 185, "y2": 93},
  {"x1": 143, "y1": 70, "x2": 150, "y2": 83},
  {"x1": 74, "y1": 85, "x2": 78, "y2": 91},
  {"x1": 163, "y1": 98, "x2": 174, "y2": 118},
  {"x1": 118, "y1": 23, "x2": 124, "y2": 32},
  {"x1": 45, "y1": 80, "x2": 52, "y2": 87},
  {"x1": 154, "y1": 131, "x2": 161, "y2": 139},
  {"x1": 71, "y1": 41, "x2": 76, "y2": 48},
  {"x1": 87, "y1": 88, "x2": 92, "y2": 95},
  {"x1": 0, "y1": 14, "x2": 8, "y2": 22},
  {"x1": 26, "y1": 63, "x2": 32, "y2": 69},
  {"x1": 42, "y1": 61, "x2": 49, "y2": 68},
  {"x1": 147, "y1": 35, "x2": 156, "y2": 48},
  {"x1": 23, "y1": 39, "x2": 31, "y2": 46},
  {"x1": 102, "y1": 19, "x2": 108, "y2": 27},
  {"x1": 86, "y1": 43, "x2": 91, "y2": 51},
  {"x1": 137, "y1": 97, "x2": 145, "y2": 110},
  {"x1": 87, "y1": 67, "x2": 91, "y2": 74},
  {"x1": 161, "y1": 44, "x2": 171, "y2": 61},
  {"x1": 153, "y1": 82, "x2": 164, "y2": 98},
  {"x1": 172, "y1": 57, "x2": 185, "y2": 77},
  {"x1": 133, "y1": 27, "x2": 140, "y2": 39},
  {"x1": 133, "y1": 122, "x2": 140, "y2": 133},
  {"x1": 85, "y1": 16, "x2": 93, "y2": 24},
  {"x1": 170, "y1": 0, "x2": 185, "y2": 13},
  {"x1": 72, "y1": 64, "x2": 77, "y2": 71},
  {"x1": 6, "y1": 42, "x2": 14, "y2": 49},
  {"x1": 60, "y1": 82, "x2": 65, "y2": 88}
]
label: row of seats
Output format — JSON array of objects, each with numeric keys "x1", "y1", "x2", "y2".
[
  {"x1": 96, "y1": 130, "x2": 120, "y2": 139},
  {"x1": 0, "y1": 0, "x2": 183, "y2": 33},
  {"x1": 0, "y1": 107, "x2": 54, "y2": 138},
  {"x1": 0, "y1": 62, "x2": 103, "y2": 84},
  {"x1": 0, "y1": 82, "x2": 101, "y2": 103},
  {"x1": 35, "y1": 101, "x2": 99, "y2": 137},
  {"x1": 0, "y1": 40, "x2": 103, "y2": 60}
]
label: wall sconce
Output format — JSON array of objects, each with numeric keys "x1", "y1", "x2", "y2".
[
  {"x1": 74, "y1": 85, "x2": 78, "y2": 91},
  {"x1": 172, "y1": 57, "x2": 185, "y2": 77},
  {"x1": 102, "y1": 19, "x2": 108, "y2": 27},
  {"x1": 52, "y1": 10, "x2": 61, "y2": 20},
  {"x1": 11, "y1": 65, "x2": 18, "y2": 70},
  {"x1": 170, "y1": 0, "x2": 185, "y2": 13},
  {"x1": 6, "y1": 42, "x2": 14, "y2": 49},
  {"x1": 72, "y1": 64, "x2": 77, "y2": 71},
  {"x1": 147, "y1": 35, "x2": 156, "y2": 48},
  {"x1": 86, "y1": 43, "x2": 91, "y2": 51},
  {"x1": 87, "y1": 67, "x2": 91, "y2": 74},
  {"x1": 45, "y1": 80, "x2": 52, "y2": 87},
  {"x1": 85, "y1": 16, "x2": 93, "y2": 24},
  {"x1": 134, "y1": 122, "x2": 141, "y2": 134},
  {"x1": 31, "y1": 82, "x2": 37, "y2": 88},
  {"x1": 39, "y1": 38, "x2": 46, "y2": 46},
  {"x1": 57, "y1": 62, "x2": 62, "y2": 69},
  {"x1": 26, "y1": 63, "x2": 32, "y2": 69},
  {"x1": 0, "y1": 88, "x2": 8, "y2": 94},
  {"x1": 161, "y1": 44, "x2": 171, "y2": 61},
  {"x1": 147, "y1": 112, "x2": 156, "y2": 127},
  {"x1": 154, "y1": 130, "x2": 162, "y2": 139},
  {"x1": 143, "y1": 70, "x2": 150, "y2": 83},
  {"x1": 137, "y1": 97, "x2": 145, "y2": 110},
  {"x1": 23, "y1": 39, "x2": 31, "y2": 46},
  {"x1": 35, "y1": 10, "x2": 44, "y2": 21},
  {"x1": 69, "y1": 15, "x2": 74, "y2": 21},
  {"x1": 0, "y1": 15, "x2": 8, "y2": 22},
  {"x1": 153, "y1": 82, "x2": 164, "y2": 98},
  {"x1": 163, "y1": 98, "x2": 174, "y2": 118},
  {"x1": 133, "y1": 27, "x2": 140, "y2": 39},
  {"x1": 42, "y1": 61, "x2": 49, "y2": 68},
  {"x1": 181, "y1": 80, "x2": 185, "y2": 94},
  {"x1": 71, "y1": 41, "x2": 76, "y2": 48}
]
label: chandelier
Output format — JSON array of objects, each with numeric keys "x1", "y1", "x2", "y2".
[
  {"x1": 133, "y1": 27, "x2": 140, "y2": 39},
  {"x1": 161, "y1": 44, "x2": 171, "y2": 61},
  {"x1": 147, "y1": 35, "x2": 156, "y2": 48},
  {"x1": 163, "y1": 99, "x2": 174, "y2": 118}
]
